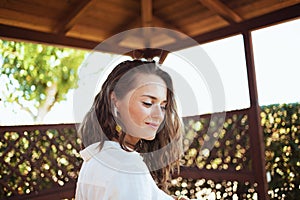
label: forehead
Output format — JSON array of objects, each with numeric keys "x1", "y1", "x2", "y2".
[
  {"x1": 133, "y1": 73, "x2": 166, "y2": 88},
  {"x1": 131, "y1": 73, "x2": 167, "y2": 98}
]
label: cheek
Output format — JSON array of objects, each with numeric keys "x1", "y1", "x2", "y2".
[{"x1": 128, "y1": 103, "x2": 148, "y2": 125}]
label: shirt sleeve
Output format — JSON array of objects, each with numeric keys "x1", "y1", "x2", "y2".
[
  {"x1": 105, "y1": 172, "x2": 174, "y2": 200},
  {"x1": 105, "y1": 172, "x2": 151, "y2": 199},
  {"x1": 75, "y1": 182, "x2": 106, "y2": 200},
  {"x1": 157, "y1": 189, "x2": 175, "y2": 200}
]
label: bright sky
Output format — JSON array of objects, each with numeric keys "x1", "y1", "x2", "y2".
[{"x1": 0, "y1": 19, "x2": 299, "y2": 125}]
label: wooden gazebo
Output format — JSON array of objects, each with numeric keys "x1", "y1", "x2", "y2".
[{"x1": 1, "y1": 0, "x2": 300, "y2": 199}]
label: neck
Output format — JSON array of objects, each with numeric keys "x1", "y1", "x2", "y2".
[
  {"x1": 125, "y1": 134, "x2": 140, "y2": 146},
  {"x1": 112, "y1": 133, "x2": 140, "y2": 149}
]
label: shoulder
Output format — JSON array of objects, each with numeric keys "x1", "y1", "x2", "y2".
[
  {"x1": 78, "y1": 141, "x2": 149, "y2": 179},
  {"x1": 77, "y1": 141, "x2": 174, "y2": 199},
  {"x1": 96, "y1": 141, "x2": 149, "y2": 173}
]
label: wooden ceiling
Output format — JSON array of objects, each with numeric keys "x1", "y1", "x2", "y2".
[{"x1": 0, "y1": 0, "x2": 300, "y2": 55}]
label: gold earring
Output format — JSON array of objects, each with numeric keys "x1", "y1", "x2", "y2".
[{"x1": 115, "y1": 124, "x2": 122, "y2": 133}]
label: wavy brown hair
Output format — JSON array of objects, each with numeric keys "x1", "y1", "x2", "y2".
[{"x1": 78, "y1": 59, "x2": 184, "y2": 192}]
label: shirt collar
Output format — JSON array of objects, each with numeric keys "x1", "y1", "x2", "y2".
[{"x1": 79, "y1": 141, "x2": 138, "y2": 162}]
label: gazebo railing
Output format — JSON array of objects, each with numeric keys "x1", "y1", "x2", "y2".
[
  {"x1": 0, "y1": 123, "x2": 81, "y2": 199},
  {"x1": 0, "y1": 108, "x2": 266, "y2": 199},
  {"x1": 170, "y1": 108, "x2": 260, "y2": 199}
]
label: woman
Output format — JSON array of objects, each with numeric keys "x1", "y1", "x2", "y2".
[{"x1": 75, "y1": 59, "x2": 188, "y2": 200}]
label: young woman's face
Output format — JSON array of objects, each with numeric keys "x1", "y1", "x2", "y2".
[{"x1": 114, "y1": 73, "x2": 167, "y2": 141}]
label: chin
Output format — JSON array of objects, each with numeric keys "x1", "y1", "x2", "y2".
[{"x1": 143, "y1": 134, "x2": 156, "y2": 141}]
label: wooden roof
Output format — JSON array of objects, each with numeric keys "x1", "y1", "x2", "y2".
[{"x1": 0, "y1": 0, "x2": 300, "y2": 54}]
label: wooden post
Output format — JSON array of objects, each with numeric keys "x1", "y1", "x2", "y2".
[{"x1": 243, "y1": 31, "x2": 269, "y2": 200}]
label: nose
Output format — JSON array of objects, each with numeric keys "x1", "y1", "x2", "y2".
[{"x1": 151, "y1": 104, "x2": 164, "y2": 121}]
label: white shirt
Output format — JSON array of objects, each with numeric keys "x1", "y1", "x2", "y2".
[{"x1": 75, "y1": 141, "x2": 174, "y2": 200}]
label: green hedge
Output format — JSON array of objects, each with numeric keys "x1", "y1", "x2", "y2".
[
  {"x1": 168, "y1": 103, "x2": 300, "y2": 199},
  {"x1": 0, "y1": 103, "x2": 299, "y2": 199},
  {"x1": 0, "y1": 125, "x2": 81, "y2": 199},
  {"x1": 261, "y1": 103, "x2": 300, "y2": 199}
]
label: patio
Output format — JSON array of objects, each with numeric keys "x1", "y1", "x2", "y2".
[{"x1": 1, "y1": 0, "x2": 300, "y2": 199}]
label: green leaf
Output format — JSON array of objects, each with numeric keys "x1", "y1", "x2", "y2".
[{"x1": 0, "y1": 39, "x2": 88, "y2": 121}]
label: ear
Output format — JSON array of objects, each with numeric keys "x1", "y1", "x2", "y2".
[{"x1": 110, "y1": 91, "x2": 119, "y2": 109}]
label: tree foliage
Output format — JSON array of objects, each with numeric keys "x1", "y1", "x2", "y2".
[{"x1": 0, "y1": 39, "x2": 87, "y2": 122}]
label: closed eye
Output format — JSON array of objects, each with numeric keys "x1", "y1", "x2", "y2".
[
  {"x1": 142, "y1": 101, "x2": 167, "y2": 112},
  {"x1": 142, "y1": 102, "x2": 152, "y2": 107}
]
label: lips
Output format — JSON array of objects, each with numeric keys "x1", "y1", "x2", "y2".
[{"x1": 145, "y1": 122, "x2": 159, "y2": 129}]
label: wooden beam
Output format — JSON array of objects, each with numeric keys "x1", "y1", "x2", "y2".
[
  {"x1": 109, "y1": 17, "x2": 141, "y2": 38},
  {"x1": 176, "y1": 167, "x2": 255, "y2": 183},
  {"x1": 1, "y1": 3, "x2": 299, "y2": 53},
  {"x1": 55, "y1": 0, "x2": 95, "y2": 34},
  {"x1": 152, "y1": 16, "x2": 188, "y2": 35},
  {"x1": 7, "y1": 181, "x2": 76, "y2": 200},
  {"x1": 111, "y1": 14, "x2": 187, "y2": 36},
  {"x1": 141, "y1": 0, "x2": 153, "y2": 27},
  {"x1": 141, "y1": 0, "x2": 153, "y2": 47},
  {"x1": 243, "y1": 31, "x2": 270, "y2": 200},
  {"x1": 198, "y1": 0, "x2": 243, "y2": 24},
  {"x1": 108, "y1": 16, "x2": 186, "y2": 54},
  {"x1": 163, "y1": 3, "x2": 300, "y2": 52},
  {"x1": 0, "y1": 24, "x2": 131, "y2": 54},
  {"x1": 0, "y1": 24, "x2": 96, "y2": 49},
  {"x1": 126, "y1": 48, "x2": 165, "y2": 60},
  {"x1": 106, "y1": 17, "x2": 141, "y2": 50},
  {"x1": 158, "y1": 50, "x2": 169, "y2": 64}
]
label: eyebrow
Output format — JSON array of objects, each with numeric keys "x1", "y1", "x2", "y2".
[{"x1": 141, "y1": 95, "x2": 167, "y2": 103}]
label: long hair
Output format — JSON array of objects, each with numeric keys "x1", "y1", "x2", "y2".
[{"x1": 78, "y1": 59, "x2": 184, "y2": 192}]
